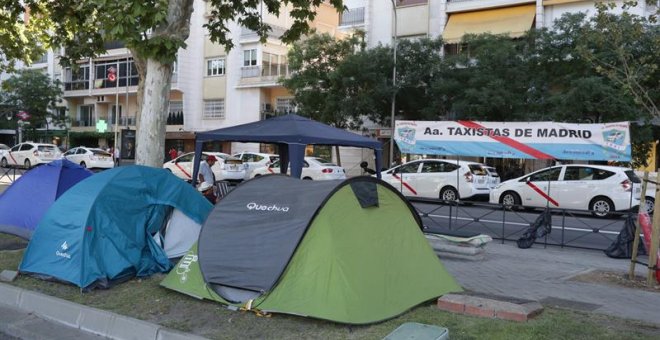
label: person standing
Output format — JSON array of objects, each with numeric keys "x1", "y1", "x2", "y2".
[
  {"x1": 114, "y1": 147, "x2": 120, "y2": 166},
  {"x1": 168, "y1": 147, "x2": 177, "y2": 160},
  {"x1": 198, "y1": 154, "x2": 217, "y2": 187}
]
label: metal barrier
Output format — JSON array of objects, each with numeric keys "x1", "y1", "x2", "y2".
[
  {"x1": 0, "y1": 166, "x2": 25, "y2": 184},
  {"x1": 409, "y1": 197, "x2": 629, "y2": 251}
]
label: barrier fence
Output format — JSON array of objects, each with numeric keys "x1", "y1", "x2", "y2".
[{"x1": 409, "y1": 197, "x2": 630, "y2": 251}]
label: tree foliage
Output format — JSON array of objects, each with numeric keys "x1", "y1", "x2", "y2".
[
  {"x1": 0, "y1": 0, "x2": 344, "y2": 166},
  {"x1": 0, "y1": 69, "x2": 64, "y2": 137}
]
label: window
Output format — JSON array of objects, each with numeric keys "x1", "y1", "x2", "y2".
[
  {"x1": 78, "y1": 105, "x2": 94, "y2": 127},
  {"x1": 528, "y1": 167, "x2": 561, "y2": 182},
  {"x1": 110, "y1": 105, "x2": 122, "y2": 124},
  {"x1": 64, "y1": 65, "x2": 90, "y2": 91},
  {"x1": 93, "y1": 58, "x2": 138, "y2": 88},
  {"x1": 243, "y1": 49, "x2": 257, "y2": 66},
  {"x1": 206, "y1": 57, "x2": 225, "y2": 76},
  {"x1": 276, "y1": 97, "x2": 296, "y2": 113},
  {"x1": 340, "y1": 7, "x2": 365, "y2": 26},
  {"x1": 203, "y1": 100, "x2": 225, "y2": 119},
  {"x1": 396, "y1": 162, "x2": 420, "y2": 174}
]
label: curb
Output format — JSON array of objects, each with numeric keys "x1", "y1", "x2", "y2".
[{"x1": 0, "y1": 283, "x2": 209, "y2": 340}]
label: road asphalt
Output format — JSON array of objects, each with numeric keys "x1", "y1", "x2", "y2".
[{"x1": 1, "y1": 177, "x2": 659, "y2": 339}]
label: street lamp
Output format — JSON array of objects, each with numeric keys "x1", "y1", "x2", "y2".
[{"x1": 389, "y1": 0, "x2": 398, "y2": 166}]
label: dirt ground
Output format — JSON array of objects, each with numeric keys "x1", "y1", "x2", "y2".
[{"x1": 571, "y1": 269, "x2": 660, "y2": 293}]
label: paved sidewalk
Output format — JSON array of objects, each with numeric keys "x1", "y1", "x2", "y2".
[{"x1": 441, "y1": 241, "x2": 660, "y2": 326}]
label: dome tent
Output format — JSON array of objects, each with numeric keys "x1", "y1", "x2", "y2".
[
  {"x1": 19, "y1": 166, "x2": 213, "y2": 290},
  {"x1": 162, "y1": 175, "x2": 461, "y2": 324},
  {"x1": 0, "y1": 159, "x2": 92, "y2": 239}
]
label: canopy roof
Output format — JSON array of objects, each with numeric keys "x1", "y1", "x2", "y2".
[{"x1": 192, "y1": 114, "x2": 383, "y2": 181}]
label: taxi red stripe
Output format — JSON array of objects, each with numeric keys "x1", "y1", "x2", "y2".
[
  {"x1": 525, "y1": 181, "x2": 559, "y2": 207},
  {"x1": 8, "y1": 152, "x2": 18, "y2": 165},
  {"x1": 175, "y1": 163, "x2": 192, "y2": 179},
  {"x1": 457, "y1": 120, "x2": 555, "y2": 160},
  {"x1": 392, "y1": 173, "x2": 418, "y2": 195}
]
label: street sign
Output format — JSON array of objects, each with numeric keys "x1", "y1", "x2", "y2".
[
  {"x1": 16, "y1": 111, "x2": 30, "y2": 120},
  {"x1": 96, "y1": 119, "x2": 108, "y2": 133}
]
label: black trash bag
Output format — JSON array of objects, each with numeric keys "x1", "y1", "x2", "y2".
[
  {"x1": 604, "y1": 214, "x2": 647, "y2": 258},
  {"x1": 517, "y1": 208, "x2": 552, "y2": 249}
]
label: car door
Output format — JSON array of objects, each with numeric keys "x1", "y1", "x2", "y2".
[
  {"x1": 518, "y1": 166, "x2": 563, "y2": 208},
  {"x1": 63, "y1": 148, "x2": 78, "y2": 163},
  {"x1": 387, "y1": 161, "x2": 422, "y2": 196},
  {"x1": 416, "y1": 160, "x2": 451, "y2": 198},
  {"x1": 172, "y1": 153, "x2": 195, "y2": 179},
  {"x1": 18, "y1": 143, "x2": 34, "y2": 165},
  {"x1": 6, "y1": 144, "x2": 22, "y2": 166},
  {"x1": 75, "y1": 148, "x2": 87, "y2": 165}
]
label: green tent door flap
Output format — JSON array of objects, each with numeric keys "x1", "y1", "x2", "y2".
[{"x1": 163, "y1": 175, "x2": 462, "y2": 324}]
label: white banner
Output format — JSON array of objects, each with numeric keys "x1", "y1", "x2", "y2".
[{"x1": 394, "y1": 120, "x2": 631, "y2": 161}]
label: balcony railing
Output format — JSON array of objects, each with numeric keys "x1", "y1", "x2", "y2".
[
  {"x1": 64, "y1": 81, "x2": 90, "y2": 91},
  {"x1": 340, "y1": 7, "x2": 365, "y2": 26},
  {"x1": 241, "y1": 65, "x2": 290, "y2": 80}
]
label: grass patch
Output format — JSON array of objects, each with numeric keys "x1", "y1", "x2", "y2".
[{"x1": 1, "y1": 233, "x2": 659, "y2": 339}]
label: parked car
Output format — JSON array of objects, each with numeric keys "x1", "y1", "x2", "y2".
[
  {"x1": 489, "y1": 164, "x2": 641, "y2": 218},
  {"x1": 163, "y1": 152, "x2": 246, "y2": 183},
  {"x1": 251, "y1": 157, "x2": 346, "y2": 180},
  {"x1": 62, "y1": 146, "x2": 114, "y2": 169},
  {"x1": 483, "y1": 166, "x2": 501, "y2": 189},
  {"x1": 232, "y1": 151, "x2": 279, "y2": 179},
  {"x1": 380, "y1": 159, "x2": 491, "y2": 201},
  {"x1": 0, "y1": 142, "x2": 61, "y2": 169}
]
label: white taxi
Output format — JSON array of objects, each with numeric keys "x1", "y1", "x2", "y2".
[
  {"x1": 250, "y1": 157, "x2": 346, "y2": 180},
  {"x1": 163, "y1": 152, "x2": 246, "y2": 184},
  {"x1": 381, "y1": 159, "x2": 491, "y2": 201},
  {"x1": 62, "y1": 147, "x2": 114, "y2": 169},
  {"x1": 490, "y1": 164, "x2": 641, "y2": 217},
  {"x1": 0, "y1": 142, "x2": 61, "y2": 169}
]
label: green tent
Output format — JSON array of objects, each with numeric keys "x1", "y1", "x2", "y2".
[{"x1": 161, "y1": 175, "x2": 461, "y2": 324}]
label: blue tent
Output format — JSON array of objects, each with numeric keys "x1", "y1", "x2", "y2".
[
  {"x1": 192, "y1": 114, "x2": 383, "y2": 184},
  {"x1": 0, "y1": 159, "x2": 92, "y2": 239},
  {"x1": 19, "y1": 165, "x2": 213, "y2": 290}
]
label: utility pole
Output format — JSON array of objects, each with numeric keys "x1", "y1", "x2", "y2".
[{"x1": 389, "y1": 0, "x2": 398, "y2": 167}]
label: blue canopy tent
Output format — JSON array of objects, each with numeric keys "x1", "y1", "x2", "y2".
[
  {"x1": 19, "y1": 165, "x2": 213, "y2": 290},
  {"x1": 0, "y1": 159, "x2": 92, "y2": 239},
  {"x1": 191, "y1": 114, "x2": 383, "y2": 185}
]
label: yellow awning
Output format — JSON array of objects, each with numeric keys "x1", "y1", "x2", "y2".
[{"x1": 442, "y1": 5, "x2": 536, "y2": 44}]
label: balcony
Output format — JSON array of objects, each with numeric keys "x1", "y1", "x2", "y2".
[
  {"x1": 64, "y1": 81, "x2": 90, "y2": 91},
  {"x1": 340, "y1": 7, "x2": 365, "y2": 27},
  {"x1": 239, "y1": 65, "x2": 290, "y2": 87},
  {"x1": 446, "y1": 0, "x2": 535, "y2": 13},
  {"x1": 167, "y1": 111, "x2": 184, "y2": 125}
]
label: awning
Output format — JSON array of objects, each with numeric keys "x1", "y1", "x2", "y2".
[{"x1": 442, "y1": 5, "x2": 536, "y2": 44}]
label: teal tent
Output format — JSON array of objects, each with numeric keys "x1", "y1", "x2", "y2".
[{"x1": 19, "y1": 166, "x2": 213, "y2": 290}]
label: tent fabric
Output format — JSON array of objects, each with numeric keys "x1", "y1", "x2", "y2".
[
  {"x1": 160, "y1": 209, "x2": 203, "y2": 259},
  {"x1": 199, "y1": 176, "x2": 341, "y2": 297},
  {"x1": 191, "y1": 114, "x2": 383, "y2": 182},
  {"x1": 0, "y1": 159, "x2": 92, "y2": 239},
  {"x1": 442, "y1": 5, "x2": 536, "y2": 43},
  {"x1": 19, "y1": 165, "x2": 213, "y2": 289},
  {"x1": 163, "y1": 175, "x2": 461, "y2": 324}
]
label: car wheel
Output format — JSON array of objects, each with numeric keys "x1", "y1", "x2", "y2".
[
  {"x1": 0, "y1": 158, "x2": 7, "y2": 168},
  {"x1": 500, "y1": 191, "x2": 521, "y2": 210},
  {"x1": 302, "y1": 177, "x2": 313, "y2": 180},
  {"x1": 439, "y1": 187, "x2": 459, "y2": 201},
  {"x1": 24, "y1": 159, "x2": 31, "y2": 169},
  {"x1": 590, "y1": 196, "x2": 614, "y2": 218},
  {"x1": 644, "y1": 196, "x2": 654, "y2": 214},
  {"x1": 80, "y1": 161, "x2": 87, "y2": 168}
]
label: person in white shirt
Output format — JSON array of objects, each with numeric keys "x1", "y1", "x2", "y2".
[{"x1": 198, "y1": 155, "x2": 217, "y2": 187}]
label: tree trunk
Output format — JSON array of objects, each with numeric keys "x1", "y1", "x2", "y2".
[
  {"x1": 134, "y1": 0, "x2": 194, "y2": 167},
  {"x1": 135, "y1": 60, "x2": 173, "y2": 167},
  {"x1": 334, "y1": 145, "x2": 342, "y2": 166}
]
